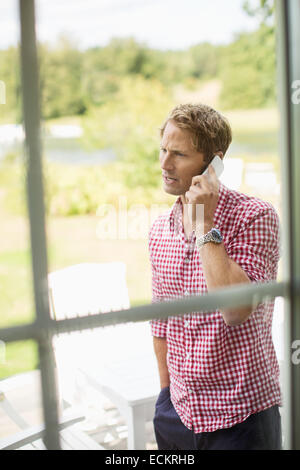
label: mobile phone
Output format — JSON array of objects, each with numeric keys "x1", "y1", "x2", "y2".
[{"x1": 203, "y1": 155, "x2": 224, "y2": 178}]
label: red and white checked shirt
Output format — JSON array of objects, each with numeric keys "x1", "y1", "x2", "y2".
[{"x1": 149, "y1": 182, "x2": 282, "y2": 433}]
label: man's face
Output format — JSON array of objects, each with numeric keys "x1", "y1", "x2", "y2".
[{"x1": 160, "y1": 120, "x2": 207, "y2": 196}]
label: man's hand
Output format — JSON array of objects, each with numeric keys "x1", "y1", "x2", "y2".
[{"x1": 184, "y1": 165, "x2": 220, "y2": 234}]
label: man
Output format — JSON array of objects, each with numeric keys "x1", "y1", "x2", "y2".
[{"x1": 149, "y1": 103, "x2": 282, "y2": 450}]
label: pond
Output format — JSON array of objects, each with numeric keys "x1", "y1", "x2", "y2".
[
  {"x1": 43, "y1": 137, "x2": 116, "y2": 166},
  {"x1": 0, "y1": 125, "x2": 279, "y2": 165},
  {"x1": 0, "y1": 135, "x2": 116, "y2": 166},
  {"x1": 229, "y1": 131, "x2": 279, "y2": 158}
]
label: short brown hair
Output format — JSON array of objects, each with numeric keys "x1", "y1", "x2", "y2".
[{"x1": 160, "y1": 103, "x2": 232, "y2": 163}]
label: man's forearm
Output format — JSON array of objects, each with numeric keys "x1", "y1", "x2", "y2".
[
  {"x1": 153, "y1": 336, "x2": 170, "y2": 389},
  {"x1": 199, "y1": 229, "x2": 252, "y2": 326}
]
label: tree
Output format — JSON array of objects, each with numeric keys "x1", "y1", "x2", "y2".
[
  {"x1": 82, "y1": 75, "x2": 173, "y2": 189},
  {"x1": 39, "y1": 36, "x2": 87, "y2": 119},
  {"x1": 220, "y1": 24, "x2": 276, "y2": 109},
  {"x1": 219, "y1": 0, "x2": 276, "y2": 110},
  {"x1": 0, "y1": 47, "x2": 21, "y2": 123},
  {"x1": 243, "y1": 0, "x2": 275, "y2": 25},
  {"x1": 188, "y1": 43, "x2": 221, "y2": 80}
]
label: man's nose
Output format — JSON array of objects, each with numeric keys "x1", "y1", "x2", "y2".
[{"x1": 160, "y1": 151, "x2": 174, "y2": 170}]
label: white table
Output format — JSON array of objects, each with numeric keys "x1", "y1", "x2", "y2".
[{"x1": 79, "y1": 351, "x2": 160, "y2": 450}]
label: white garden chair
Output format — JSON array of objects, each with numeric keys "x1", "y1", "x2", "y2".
[
  {"x1": 0, "y1": 370, "x2": 103, "y2": 450},
  {"x1": 48, "y1": 262, "x2": 160, "y2": 450}
]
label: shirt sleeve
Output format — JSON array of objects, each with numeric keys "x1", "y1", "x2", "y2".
[
  {"x1": 148, "y1": 225, "x2": 168, "y2": 338},
  {"x1": 225, "y1": 207, "x2": 281, "y2": 283},
  {"x1": 149, "y1": 263, "x2": 168, "y2": 337}
]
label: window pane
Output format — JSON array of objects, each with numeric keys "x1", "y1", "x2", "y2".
[
  {"x1": 24, "y1": 0, "x2": 286, "y2": 450},
  {"x1": 0, "y1": 1, "x2": 37, "y2": 382},
  {"x1": 0, "y1": 341, "x2": 43, "y2": 449}
]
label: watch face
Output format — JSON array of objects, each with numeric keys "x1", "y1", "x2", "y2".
[{"x1": 211, "y1": 228, "x2": 223, "y2": 242}]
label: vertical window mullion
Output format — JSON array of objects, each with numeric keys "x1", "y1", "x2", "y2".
[
  {"x1": 276, "y1": 0, "x2": 300, "y2": 450},
  {"x1": 19, "y1": 0, "x2": 60, "y2": 450},
  {"x1": 288, "y1": 0, "x2": 300, "y2": 450}
]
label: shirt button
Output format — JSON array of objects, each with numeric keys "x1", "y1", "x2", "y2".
[
  {"x1": 186, "y1": 352, "x2": 191, "y2": 359},
  {"x1": 184, "y1": 320, "x2": 189, "y2": 328},
  {"x1": 184, "y1": 258, "x2": 190, "y2": 264}
]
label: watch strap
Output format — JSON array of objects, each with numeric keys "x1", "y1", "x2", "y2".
[{"x1": 196, "y1": 228, "x2": 223, "y2": 249}]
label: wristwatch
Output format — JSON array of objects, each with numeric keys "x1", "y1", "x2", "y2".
[{"x1": 196, "y1": 227, "x2": 223, "y2": 250}]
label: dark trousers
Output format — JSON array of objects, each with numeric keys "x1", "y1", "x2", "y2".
[{"x1": 153, "y1": 386, "x2": 282, "y2": 450}]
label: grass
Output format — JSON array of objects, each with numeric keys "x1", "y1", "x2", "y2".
[
  {"x1": 1, "y1": 341, "x2": 39, "y2": 379},
  {"x1": 0, "y1": 249, "x2": 34, "y2": 328},
  {"x1": 0, "y1": 244, "x2": 36, "y2": 379}
]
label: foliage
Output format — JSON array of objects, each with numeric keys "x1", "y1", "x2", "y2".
[
  {"x1": 188, "y1": 43, "x2": 223, "y2": 80},
  {"x1": 219, "y1": 24, "x2": 276, "y2": 109},
  {"x1": 1, "y1": 20, "x2": 277, "y2": 120},
  {"x1": 0, "y1": 107, "x2": 280, "y2": 218},
  {"x1": 39, "y1": 37, "x2": 87, "y2": 119},
  {"x1": 81, "y1": 37, "x2": 213, "y2": 99},
  {"x1": 219, "y1": 0, "x2": 276, "y2": 109},
  {"x1": 0, "y1": 156, "x2": 27, "y2": 216},
  {"x1": 0, "y1": 156, "x2": 172, "y2": 217},
  {"x1": 0, "y1": 9, "x2": 278, "y2": 218},
  {"x1": 0, "y1": 46, "x2": 22, "y2": 123},
  {"x1": 243, "y1": 0, "x2": 275, "y2": 25},
  {"x1": 82, "y1": 75, "x2": 174, "y2": 189}
]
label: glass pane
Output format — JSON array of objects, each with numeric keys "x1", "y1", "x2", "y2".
[
  {"x1": 0, "y1": 1, "x2": 46, "y2": 450},
  {"x1": 0, "y1": 341, "x2": 44, "y2": 449},
  {"x1": 0, "y1": 0, "x2": 37, "y2": 384},
  {"x1": 33, "y1": 0, "x2": 284, "y2": 450},
  {"x1": 34, "y1": 0, "x2": 265, "y2": 311},
  {"x1": 52, "y1": 324, "x2": 158, "y2": 449}
]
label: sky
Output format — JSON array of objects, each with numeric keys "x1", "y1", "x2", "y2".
[{"x1": 0, "y1": 0, "x2": 259, "y2": 50}]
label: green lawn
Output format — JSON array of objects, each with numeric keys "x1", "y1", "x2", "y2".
[{"x1": 1, "y1": 341, "x2": 39, "y2": 379}]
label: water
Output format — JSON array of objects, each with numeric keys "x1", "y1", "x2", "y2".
[
  {"x1": 0, "y1": 128, "x2": 279, "y2": 165},
  {"x1": 229, "y1": 131, "x2": 279, "y2": 158},
  {"x1": 44, "y1": 137, "x2": 116, "y2": 165},
  {"x1": 0, "y1": 136, "x2": 116, "y2": 165}
]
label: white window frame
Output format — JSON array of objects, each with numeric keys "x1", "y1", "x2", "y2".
[{"x1": 0, "y1": 0, "x2": 299, "y2": 450}]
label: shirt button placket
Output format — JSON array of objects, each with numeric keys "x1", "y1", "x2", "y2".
[
  {"x1": 183, "y1": 241, "x2": 195, "y2": 421},
  {"x1": 183, "y1": 310, "x2": 193, "y2": 412}
]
